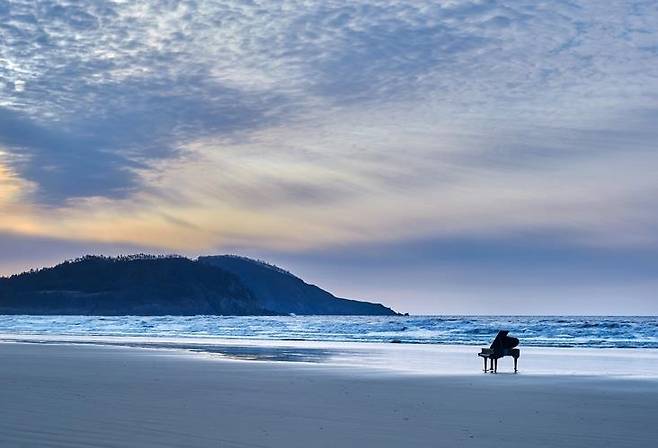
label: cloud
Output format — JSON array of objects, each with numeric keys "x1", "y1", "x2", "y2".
[
  {"x1": 0, "y1": 0, "x2": 657, "y2": 255},
  {"x1": 0, "y1": 0, "x2": 292, "y2": 201}
]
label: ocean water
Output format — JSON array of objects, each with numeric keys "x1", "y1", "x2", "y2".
[{"x1": 0, "y1": 315, "x2": 656, "y2": 349}]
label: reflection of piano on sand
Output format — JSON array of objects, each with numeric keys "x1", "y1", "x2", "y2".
[{"x1": 478, "y1": 330, "x2": 520, "y2": 373}]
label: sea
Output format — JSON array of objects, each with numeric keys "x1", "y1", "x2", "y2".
[{"x1": 0, "y1": 315, "x2": 656, "y2": 349}]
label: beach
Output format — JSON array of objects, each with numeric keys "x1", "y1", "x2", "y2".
[{"x1": 1, "y1": 340, "x2": 657, "y2": 447}]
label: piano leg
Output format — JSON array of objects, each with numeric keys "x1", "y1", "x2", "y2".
[
  {"x1": 514, "y1": 357, "x2": 518, "y2": 373},
  {"x1": 483, "y1": 357, "x2": 488, "y2": 372}
]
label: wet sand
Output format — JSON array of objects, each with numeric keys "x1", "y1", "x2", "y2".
[{"x1": 1, "y1": 341, "x2": 657, "y2": 447}]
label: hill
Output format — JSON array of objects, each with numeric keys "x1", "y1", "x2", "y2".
[
  {"x1": 0, "y1": 255, "x2": 268, "y2": 315},
  {"x1": 0, "y1": 255, "x2": 397, "y2": 316},
  {"x1": 198, "y1": 255, "x2": 396, "y2": 315}
]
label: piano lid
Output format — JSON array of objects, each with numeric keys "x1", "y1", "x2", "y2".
[{"x1": 490, "y1": 330, "x2": 519, "y2": 350}]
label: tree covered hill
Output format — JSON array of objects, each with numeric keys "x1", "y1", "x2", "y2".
[
  {"x1": 0, "y1": 255, "x2": 397, "y2": 316},
  {"x1": 199, "y1": 255, "x2": 396, "y2": 316}
]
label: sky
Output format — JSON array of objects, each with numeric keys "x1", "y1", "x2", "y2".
[{"x1": 1, "y1": 0, "x2": 657, "y2": 315}]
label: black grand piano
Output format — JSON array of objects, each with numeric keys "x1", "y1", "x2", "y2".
[{"x1": 478, "y1": 330, "x2": 520, "y2": 373}]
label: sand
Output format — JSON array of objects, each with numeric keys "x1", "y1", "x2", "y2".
[{"x1": 1, "y1": 341, "x2": 657, "y2": 447}]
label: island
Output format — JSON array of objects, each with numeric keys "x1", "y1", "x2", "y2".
[{"x1": 0, "y1": 254, "x2": 397, "y2": 316}]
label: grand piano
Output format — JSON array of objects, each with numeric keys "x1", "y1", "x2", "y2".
[{"x1": 478, "y1": 330, "x2": 520, "y2": 373}]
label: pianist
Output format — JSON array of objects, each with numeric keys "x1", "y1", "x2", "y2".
[{"x1": 478, "y1": 330, "x2": 520, "y2": 373}]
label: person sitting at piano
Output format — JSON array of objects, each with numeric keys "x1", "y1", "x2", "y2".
[{"x1": 479, "y1": 330, "x2": 520, "y2": 373}]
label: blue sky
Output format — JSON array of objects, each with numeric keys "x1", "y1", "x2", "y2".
[{"x1": 1, "y1": 1, "x2": 657, "y2": 314}]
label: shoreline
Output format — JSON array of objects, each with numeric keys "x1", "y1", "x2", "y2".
[
  {"x1": 3, "y1": 334, "x2": 658, "y2": 378},
  {"x1": 1, "y1": 341, "x2": 657, "y2": 447}
]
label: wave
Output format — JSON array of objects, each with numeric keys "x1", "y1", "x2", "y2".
[{"x1": 0, "y1": 315, "x2": 656, "y2": 349}]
